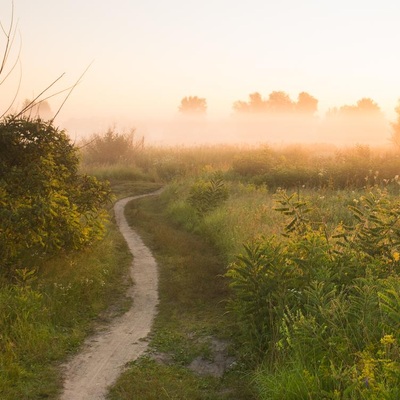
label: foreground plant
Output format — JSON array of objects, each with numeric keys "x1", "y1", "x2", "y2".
[
  {"x1": 0, "y1": 117, "x2": 112, "y2": 274},
  {"x1": 226, "y1": 187, "x2": 400, "y2": 398}
]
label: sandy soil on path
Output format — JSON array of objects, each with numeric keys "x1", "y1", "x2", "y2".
[{"x1": 60, "y1": 190, "x2": 162, "y2": 400}]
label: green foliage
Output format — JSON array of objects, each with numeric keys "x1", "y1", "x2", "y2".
[
  {"x1": 226, "y1": 187, "x2": 400, "y2": 397},
  {"x1": 188, "y1": 175, "x2": 229, "y2": 215},
  {"x1": 0, "y1": 117, "x2": 112, "y2": 273},
  {"x1": 0, "y1": 224, "x2": 132, "y2": 399},
  {"x1": 341, "y1": 190, "x2": 400, "y2": 268},
  {"x1": 225, "y1": 240, "x2": 299, "y2": 361},
  {"x1": 273, "y1": 189, "x2": 313, "y2": 235}
]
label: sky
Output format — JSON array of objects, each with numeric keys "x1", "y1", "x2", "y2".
[{"x1": 1, "y1": 0, "x2": 400, "y2": 143}]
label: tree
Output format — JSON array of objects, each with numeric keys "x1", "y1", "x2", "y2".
[
  {"x1": 178, "y1": 96, "x2": 207, "y2": 115},
  {"x1": 233, "y1": 92, "x2": 266, "y2": 113},
  {"x1": 296, "y1": 92, "x2": 318, "y2": 114},
  {"x1": 266, "y1": 91, "x2": 294, "y2": 113},
  {"x1": 21, "y1": 99, "x2": 53, "y2": 120},
  {"x1": 356, "y1": 97, "x2": 381, "y2": 114},
  {"x1": 391, "y1": 101, "x2": 400, "y2": 149},
  {"x1": 0, "y1": 117, "x2": 112, "y2": 273},
  {"x1": 324, "y1": 98, "x2": 386, "y2": 145},
  {"x1": 233, "y1": 91, "x2": 318, "y2": 115},
  {"x1": 327, "y1": 98, "x2": 381, "y2": 116}
]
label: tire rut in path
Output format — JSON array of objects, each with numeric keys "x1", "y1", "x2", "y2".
[{"x1": 60, "y1": 191, "x2": 161, "y2": 400}]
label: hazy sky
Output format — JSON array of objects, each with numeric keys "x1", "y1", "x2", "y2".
[{"x1": 1, "y1": 0, "x2": 399, "y2": 140}]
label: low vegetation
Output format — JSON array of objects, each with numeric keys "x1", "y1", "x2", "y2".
[
  {"x1": 154, "y1": 166, "x2": 400, "y2": 398},
  {"x1": 108, "y1": 191, "x2": 254, "y2": 399},
  {"x1": 2, "y1": 121, "x2": 400, "y2": 398}
]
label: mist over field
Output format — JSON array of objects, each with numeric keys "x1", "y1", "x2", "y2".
[
  {"x1": 60, "y1": 112, "x2": 392, "y2": 148},
  {"x1": 58, "y1": 91, "x2": 393, "y2": 147}
]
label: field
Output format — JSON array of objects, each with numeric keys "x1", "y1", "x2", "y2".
[{"x1": 2, "y1": 129, "x2": 400, "y2": 399}]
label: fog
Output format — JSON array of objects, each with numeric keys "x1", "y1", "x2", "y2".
[{"x1": 60, "y1": 112, "x2": 392, "y2": 148}]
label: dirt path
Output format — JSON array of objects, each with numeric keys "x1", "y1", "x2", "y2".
[{"x1": 60, "y1": 190, "x2": 161, "y2": 400}]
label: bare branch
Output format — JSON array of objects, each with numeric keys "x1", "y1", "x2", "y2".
[
  {"x1": 0, "y1": 58, "x2": 21, "y2": 119},
  {"x1": 1, "y1": 2, "x2": 91, "y2": 122},
  {"x1": 13, "y1": 72, "x2": 66, "y2": 119},
  {"x1": 0, "y1": 28, "x2": 21, "y2": 86},
  {"x1": 51, "y1": 60, "x2": 94, "y2": 122},
  {"x1": 0, "y1": 0, "x2": 17, "y2": 76}
]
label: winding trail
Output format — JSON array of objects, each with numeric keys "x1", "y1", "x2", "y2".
[{"x1": 60, "y1": 190, "x2": 161, "y2": 400}]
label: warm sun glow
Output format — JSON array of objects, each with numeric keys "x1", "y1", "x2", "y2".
[{"x1": 1, "y1": 0, "x2": 399, "y2": 145}]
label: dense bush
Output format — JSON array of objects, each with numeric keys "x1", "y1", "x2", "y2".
[
  {"x1": 226, "y1": 188, "x2": 400, "y2": 398},
  {"x1": 81, "y1": 128, "x2": 143, "y2": 165},
  {"x1": 0, "y1": 117, "x2": 112, "y2": 273},
  {"x1": 188, "y1": 174, "x2": 229, "y2": 214}
]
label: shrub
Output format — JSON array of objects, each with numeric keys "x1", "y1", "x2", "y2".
[
  {"x1": 188, "y1": 174, "x2": 229, "y2": 215},
  {"x1": 81, "y1": 128, "x2": 143, "y2": 165},
  {"x1": 0, "y1": 117, "x2": 112, "y2": 273},
  {"x1": 226, "y1": 187, "x2": 400, "y2": 396}
]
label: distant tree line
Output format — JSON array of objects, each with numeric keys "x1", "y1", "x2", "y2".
[
  {"x1": 178, "y1": 91, "x2": 386, "y2": 118},
  {"x1": 233, "y1": 91, "x2": 318, "y2": 115},
  {"x1": 178, "y1": 91, "x2": 400, "y2": 145}
]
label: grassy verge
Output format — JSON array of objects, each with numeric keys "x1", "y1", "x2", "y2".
[
  {"x1": 0, "y1": 180, "x2": 161, "y2": 399},
  {"x1": 108, "y1": 192, "x2": 255, "y2": 399},
  {"x1": 0, "y1": 223, "x2": 132, "y2": 399}
]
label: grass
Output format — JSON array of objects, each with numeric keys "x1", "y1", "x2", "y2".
[
  {"x1": 110, "y1": 179, "x2": 162, "y2": 199},
  {"x1": 80, "y1": 162, "x2": 155, "y2": 183},
  {"x1": 4, "y1": 138, "x2": 399, "y2": 398},
  {"x1": 0, "y1": 180, "x2": 162, "y2": 399},
  {"x1": 114, "y1": 175, "x2": 400, "y2": 399},
  {"x1": 108, "y1": 357, "x2": 241, "y2": 400},
  {"x1": 0, "y1": 222, "x2": 132, "y2": 399},
  {"x1": 108, "y1": 191, "x2": 255, "y2": 399}
]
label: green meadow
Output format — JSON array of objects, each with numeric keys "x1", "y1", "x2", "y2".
[{"x1": 2, "y1": 123, "x2": 400, "y2": 399}]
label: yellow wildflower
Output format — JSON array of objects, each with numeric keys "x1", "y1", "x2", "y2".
[{"x1": 381, "y1": 334, "x2": 396, "y2": 345}]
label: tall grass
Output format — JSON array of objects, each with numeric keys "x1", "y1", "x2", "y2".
[{"x1": 164, "y1": 177, "x2": 360, "y2": 263}]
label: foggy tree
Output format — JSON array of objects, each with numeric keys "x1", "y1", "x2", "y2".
[
  {"x1": 179, "y1": 96, "x2": 207, "y2": 115},
  {"x1": 233, "y1": 92, "x2": 268, "y2": 114},
  {"x1": 327, "y1": 97, "x2": 382, "y2": 116},
  {"x1": 21, "y1": 98, "x2": 53, "y2": 120},
  {"x1": 356, "y1": 98, "x2": 380, "y2": 113},
  {"x1": 296, "y1": 92, "x2": 318, "y2": 114},
  {"x1": 233, "y1": 92, "x2": 266, "y2": 113},
  {"x1": 266, "y1": 91, "x2": 294, "y2": 113},
  {"x1": 233, "y1": 91, "x2": 318, "y2": 115},
  {"x1": 391, "y1": 101, "x2": 400, "y2": 149},
  {"x1": 324, "y1": 97, "x2": 386, "y2": 145}
]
